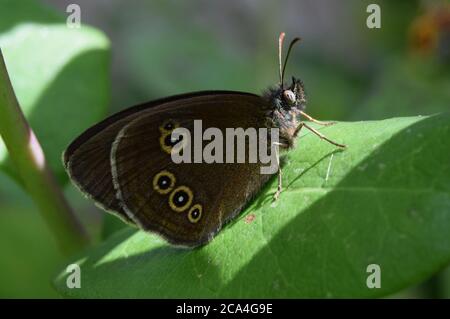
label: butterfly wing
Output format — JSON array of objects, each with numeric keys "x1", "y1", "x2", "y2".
[
  {"x1": 111, "y1": 93, "x2": 274, "y2": 247},
  {"x1": 63, "y1": 91, "x2": 258, "y2": 224},
  {"x1": 64, "y1": 112, "x2": 144, "y2": 223}
]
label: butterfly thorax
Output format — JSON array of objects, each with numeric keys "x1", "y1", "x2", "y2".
[{"x1": 263, "y1": 77, "x2": 307, "y2": 149}]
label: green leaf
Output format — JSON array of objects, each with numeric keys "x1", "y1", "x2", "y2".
[
  {"x1": 0, "y1": 173, "x2": 64, "y2": 298},
  {"x1": 0, "y1": 0, "x2": 110, "y2": 183},
  {"x1": 0, "y1": 205, "x2": 65, "y2": 298},
  {"x1": 442, "y1": 266, "x2": 450, "y2": 298},
  {"x1": 54, "y1": 114, "x2": 450, "y2": 298}
]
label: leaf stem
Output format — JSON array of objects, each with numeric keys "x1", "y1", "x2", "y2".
[{"x1": 0, "y1": 48, "x2": 88, "y2": 255}]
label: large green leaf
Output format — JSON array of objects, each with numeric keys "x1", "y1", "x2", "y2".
[
  {"x1": 0, "y1": 0, "x2": 110, "y2": 183},
  {"x1": 54, "y1": 114, "x2": 450, "y2": 298}
]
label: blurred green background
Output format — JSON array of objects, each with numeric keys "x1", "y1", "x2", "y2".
[{"x1": 0, "y1": 0, "x2": 449, "y2": 298}]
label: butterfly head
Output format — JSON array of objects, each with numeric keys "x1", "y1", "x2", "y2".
[
  {"x1": 276, "y1": 33, "x2": 306, "y2": 108},
  {"x1": 264, "y1": 34, "x2": 307, "y2": 113},
  {"x1": 281, "y1": 76, "x2": 306, "y2": 109},
  {"x1": 265, "y1": 76, "x2": 306, "y2": 111}
]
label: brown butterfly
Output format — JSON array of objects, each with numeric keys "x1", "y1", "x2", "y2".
[{"x1": 63, "y1": 33, "x2": 345, "y2": 247}]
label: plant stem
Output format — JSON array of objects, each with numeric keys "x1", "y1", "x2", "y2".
[{"x1": 0, "y1": 49, "x2": 88, "y2": 255}]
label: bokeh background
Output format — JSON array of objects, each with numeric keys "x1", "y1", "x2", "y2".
[{"x1": 0, "y1": 0, "x2": 449, "y2": 297}]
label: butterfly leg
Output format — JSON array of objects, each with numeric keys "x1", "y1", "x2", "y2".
[
  {"x1": 272, "y1": 124, "x2": 306, "y2": 200},
  {"x1": 300, "y1": 111, "x2": 336, "y2": 126},
  {"x1": 273, "y1": 142, "x2": 283, "y2": 201},
  {"x1": 294, "y1": 122, "x2": 304, "y2": 138},
  {"x1": 302, "y1": 122, "x2": 347, "y2": 148}
]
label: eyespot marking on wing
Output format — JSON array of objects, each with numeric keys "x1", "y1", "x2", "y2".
[
  {"x1": 159, "y1": 119, "x2": 179, "y2": 134},
  {"x1": 153, "y1": 170, "x2": 176, "y2": 194},
  {"x1": 188, "y1": 204, "x2": 203, "y2": 223},
  {"x1": 168, "y1": 185, "x2": 193, "y2": 212},
  {"x1": 159, "y1": 131, "x2": 185, "y2": 154}
]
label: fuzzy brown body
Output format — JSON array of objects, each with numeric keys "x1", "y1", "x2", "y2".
[{"x1": 264, "y1": 77, "x2": 307, "y2": 149}]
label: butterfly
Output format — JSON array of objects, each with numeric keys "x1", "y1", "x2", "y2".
[{"x1": 63, "y1": 33, "x2": 346, "y2": 247}]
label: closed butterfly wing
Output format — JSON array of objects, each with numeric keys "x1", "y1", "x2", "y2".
[
  {"x1": 63, "y1": 91, "x2": 251, "y2": 224},
  {"x1": 64, "y1": 112, "x2": 141, "y2": 223},
  {"x1": 111, "y1": 93, "x2": 274, "y2": 247}
]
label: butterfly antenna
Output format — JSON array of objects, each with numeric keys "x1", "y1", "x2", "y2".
[
  {"x1": 278, "y1": 32, "x2": 286, "y2": 89},
  {"x1": 281, "y1": 37, "x2": 301, "y2": 88}
]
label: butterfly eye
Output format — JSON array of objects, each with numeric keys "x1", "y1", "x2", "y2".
[
  {"x1": 188, "y1": 204, "x2": 203, "y2": 223},
  {"x1": 169, "y1": 186, "x2": 193, "y2": 212},
  {"x1": 153, "y1": 170, "x2": 176, "y2": 194},
  {"x1": 283, "y1": 90, "x2": 296, "y2": 104}
]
